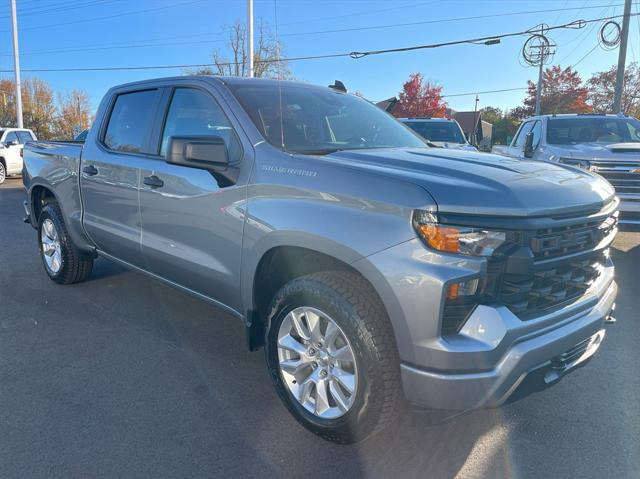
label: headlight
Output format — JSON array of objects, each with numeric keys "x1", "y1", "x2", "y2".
[
  {"x1": 412, "y1": 210, "x2": 506, "y2": 256},
  {"x1": 559, "y1": 157, "x2": 591, "y2": 170}
]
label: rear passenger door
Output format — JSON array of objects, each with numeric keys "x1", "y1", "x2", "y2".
[
  {"x1": 81, "y1": 88, "x2": 163, "y2": 267},
  {"x1": 137, "y1": 85, "x2": 249, "y2": 313}
]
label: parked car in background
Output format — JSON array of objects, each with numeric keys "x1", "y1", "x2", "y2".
[
  {"x1": 23, "y1": 76, "x2": 618, "y2": 443},
  {"x1": 0, "y1": 128, "x2": 37, "y2": 184},
  {"x1": 492, "y1": 113, "x2": 640, "y2": 224},
  {"x1": 399, "y1": 117, "x2": 478, "y2": 151}
]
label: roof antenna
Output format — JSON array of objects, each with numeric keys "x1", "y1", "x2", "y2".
[
  {"x1": 273, "y1": 0, "x2": 285, "y2": 150},
  {"x1": 329, "y1": 80, "x2": 347, "y2": 93}
]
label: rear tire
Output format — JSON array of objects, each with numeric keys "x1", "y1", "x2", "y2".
[
  {"x1": 265, "y1": 271, "x2": 403, "y2": 444},
  {"x1": 0, "y1": 161, "x2": 6, "y2": 184},
  {"x1": 38, "y1": 203, "x2": 93, "y2": 284}
]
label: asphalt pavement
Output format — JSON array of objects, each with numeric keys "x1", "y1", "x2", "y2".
[{"x1": 1, "y1": 177, "x2": 638, "y2": 479}]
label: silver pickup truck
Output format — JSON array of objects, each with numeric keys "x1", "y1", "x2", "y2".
[
  {"x1": 23, "y1": 76, "x2": 618, "y2": 443},
  {"x1": 493, "y1": 113, "x2": 640, "y2": 224}
]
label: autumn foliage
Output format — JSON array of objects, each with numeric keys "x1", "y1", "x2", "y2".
[
  {"x1": 521, "y1": 65, "x2": 591, "y2": 116},
  {"x1": 392, "y1": 73, "x2": 447, "y2": 118}
]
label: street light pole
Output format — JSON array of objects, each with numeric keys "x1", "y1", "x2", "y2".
[
  {"x1": 10, "y1": 0, "x2": 23, "y2": 128},
  {"x1": 247, "y1": 0, "x2": 254, "y2": 78},
  {"x1": 613, "y1": 0, "x2": 632, "y2": 113}
]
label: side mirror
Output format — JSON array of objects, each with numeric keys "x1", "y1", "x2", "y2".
[
  {"x1": 523, "y1": 131, "x2": 535, "y2": 158},
  {"x1": 5, "y1": 140, "x2": 19, "y2": 147},
  {"x1": 167, "y1": 135, "x2": 239, "y2": 186}
]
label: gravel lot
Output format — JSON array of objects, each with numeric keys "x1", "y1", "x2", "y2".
[{"x1": 1, "y1": 177, "x2": 638, "y2": 479}]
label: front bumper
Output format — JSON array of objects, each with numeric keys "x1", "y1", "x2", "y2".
[
  {"x1": 356, "y1": 231, "x2": 617, "y2": 411},
  {"x1": 401, "y1": 279, "x2": 616, "y2": 410}
]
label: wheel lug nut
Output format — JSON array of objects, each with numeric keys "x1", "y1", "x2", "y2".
[
  {"x1": 312, "y1": 362, "x2": 318, "y2": 369},
  {"x1": 316, "y1": 342, "x2": 323, "y2": 349},
  {"x1": 320, "y1": 369, "x2": 327, "y2": 377},
  {"x1": 308, "y1": 348, "x2": 316, "y2": 355}
]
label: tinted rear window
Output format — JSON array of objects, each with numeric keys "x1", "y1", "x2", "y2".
[
  {"x1": 547, "y1": 117, "x2": 640, "y2": 144},
  {"x1": 103, "y1": 90, "x2": 159, "y2": 154},
  {"x1": 403, "y1": 121, "x2": 465, "y2": 143}
]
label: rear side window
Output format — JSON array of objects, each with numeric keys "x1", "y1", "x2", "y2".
[
  {"x1": 103, "y1": 90, "x2": 159, "y2": 154},
  {"x1": 17, "y1": 131, "x2": 33, "y2": 143},
  {"x1": 5, "y1": 131, "x2": 18, "y2": 144}
]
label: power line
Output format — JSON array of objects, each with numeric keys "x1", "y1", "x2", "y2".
[
  {"x1": 0, "y1": 0, "x2": 209, "y2": 33},
  {"x1": 277, "y1": 3, "x2": 627, "y2": 38},
  {"x1": 2, "y1": 12, "x2": 637, "y2": 73},
  {"x1": 442, "y1": 87, "x2": 527, "y2": 98},
  {"x1": 0, "y1": 2, "x2": 630, "y2": 58},
  {"x1": 0, "y1": 0, "x2": 126, "y2": 19}
]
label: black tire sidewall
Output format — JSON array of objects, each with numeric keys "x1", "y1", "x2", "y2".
[
  {"x1": 0, "y1": 162, "x2": 5, "y2": 184},
  {"x1": 265, "y1": 278, "x2": 384, "y2": 442}
]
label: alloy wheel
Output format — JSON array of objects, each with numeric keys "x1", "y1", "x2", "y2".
[
  {"x1": 277, "y1": 306, "x2": 358, "y2": 419},
  {"x1": 41, "y1": 218, "x2": 62, "y2": 273}
]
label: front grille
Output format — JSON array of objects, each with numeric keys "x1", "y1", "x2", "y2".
[
  {"x1": 499, "y1": 251, "x2": 607, "y2": 319},
  {"x1": 524, "y1": 215, "x2": 617, "y2": 260},
  {"x1": 440, "y1": 210, "x2": 616, "y2": 336},
  {"x1": 591, "y1": 161, "x2": 640, "y2": 195}
]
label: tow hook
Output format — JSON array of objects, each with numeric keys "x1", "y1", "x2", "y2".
[{"x1": 605, "y1": 303, "x2": 617, "y2": 324}]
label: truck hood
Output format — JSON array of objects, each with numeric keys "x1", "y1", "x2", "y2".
[
  {"x1": 548, "y1": 142, "x2": 640, "y2": 161},
  {"x1": 327, "y1": 148, "x2": 615, "y2": 217}
]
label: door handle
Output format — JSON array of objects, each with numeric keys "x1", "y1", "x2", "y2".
[
  {"x1": 82, "y1": 164, "x2": 98, "y2": 176},
  {"x1": 143, "y1": 175, "x2": 164, "y2": 188}
]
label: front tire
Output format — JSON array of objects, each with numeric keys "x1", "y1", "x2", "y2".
[
  {"x1": 265, "y1": 271, "x2": 403, "y2": 444},
  {"x1": 0, "y1": 161, "x2": 6, "y2": 184},
  {"x1": 38, "y1": 203, "x2": 93, "y2": 284}
]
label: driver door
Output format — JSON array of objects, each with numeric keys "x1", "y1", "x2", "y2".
[{"x1": 138, "y1": 85, "x2": 249, "y2": 312}]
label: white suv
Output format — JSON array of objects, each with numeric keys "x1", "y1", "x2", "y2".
[{"x1": 0, "y1": 128, "x2": 37, "y2": 184}]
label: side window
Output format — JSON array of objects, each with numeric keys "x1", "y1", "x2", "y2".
[
  {"x1": 513, "y1": 121, "x2": 534, "y2": 148},
  {"x1": 5, "y1": 132, "x2": 18, "y2": 144},
  {"x1": 103, "y1": 90, "x2": 159, "y2": 154},
  {"x1": 17, "y1": 131, "x2": 33, "y2": 143},
  {"x1": 160, "y1": 88, "x2": 241, "y2": 161},
  {"x1": 530, "y1": 120, "x2": 542, "y2": 149}
]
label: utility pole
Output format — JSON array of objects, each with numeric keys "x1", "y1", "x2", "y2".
[
  {"x1": 247, "y1": 0, "x2": 254, "y2": 78},
  {"x1": 613, "y1": 0, "x2": 632, "y2": 113},
  {"x1": 534, "y1": 26, "x2": 545, "y2": 116},
  {"x1": 10, "y1": 0, "x2": 23, "y2": 128},
  {"x1": 472, "y1": 94, "x2": 479, "y2": 146}
]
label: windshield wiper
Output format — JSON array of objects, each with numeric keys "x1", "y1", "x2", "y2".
[{"x1": 292, "y1": 148, "x2": 342, "y2": 155}]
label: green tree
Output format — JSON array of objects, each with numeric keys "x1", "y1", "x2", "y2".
[{"x1": 479, "y1": 107, "x2": 520, "y2": 145}]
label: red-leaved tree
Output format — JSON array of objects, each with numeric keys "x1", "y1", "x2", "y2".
[
  {"x1": 521, "y1": 65, "x2": 591, "y2": 116},
  {"x1": 392, "y1": 73, "x2": 447, "y2": 118}
]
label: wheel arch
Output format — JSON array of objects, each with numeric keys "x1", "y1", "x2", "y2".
[{"x1": 244, "y1": 240, "x2": 409, "y2": 354}]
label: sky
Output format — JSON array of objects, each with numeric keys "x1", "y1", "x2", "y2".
[{"x1": 0, "y1": 0, "x2": 638, "y2": 114}]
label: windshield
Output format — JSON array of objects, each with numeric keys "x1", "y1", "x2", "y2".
[
  {"x1": 547, "y1": 117, "x2": 640, "y2": 144},
  {"x1": 228, "y1": 83, "x2": 426, "y2": 154},
  {"x1": 403, "y1": 120, "x2": 466, "y2": 144}
]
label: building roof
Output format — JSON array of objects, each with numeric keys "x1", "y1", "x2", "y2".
[
  {"x1": 375, "y1": 97, "x2": 399, "y2": 112},
  {"x1": 454, "y1": 111, "x2": 483, "y2": 133}
]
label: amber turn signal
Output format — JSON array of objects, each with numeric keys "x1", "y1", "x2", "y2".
[{"x1": 417, "y1": 223, "x2": 460, "y2": 253}]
